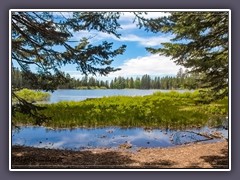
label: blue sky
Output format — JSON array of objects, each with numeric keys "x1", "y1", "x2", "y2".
[
  {"x1": 55, "y1": 11, "x2": 184, "y2": 81},
  {"x1": 13, "y1": 11, "x2": 184, "y2": 81}
]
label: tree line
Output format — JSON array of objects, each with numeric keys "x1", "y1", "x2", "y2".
[{"x1": 12, "y1": 67, "x2": 200, "y2": 90}]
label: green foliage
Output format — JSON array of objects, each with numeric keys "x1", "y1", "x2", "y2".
[
  {"x1": 14, "y1": 91, "x2": 228, "y2": 129},
  {"x1": 13, "y1": 67, "x2": 199, "y2": 90},
  {"x1": 14, "y1": 88, "x2": 50, "y2": 103},
  {"x1": 12, "y1": 12, "x2": 126, "y2": 86},
  {"x1": 142, "y1": 12, "x2": 229, "y2": 99},
  {"x1": 11, "y1": 11, "x2": 127, "y2": 124}
]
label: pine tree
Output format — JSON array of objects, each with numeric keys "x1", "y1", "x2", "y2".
[
  {"x1": 143, "y1": 11, "x2": 229, "y2": 99},
  {"x1": 11, "y1": 11, "x2": 127, "y2": 124}
]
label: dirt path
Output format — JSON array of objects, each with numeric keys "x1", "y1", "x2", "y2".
[{"x1": 11, "y1": 141, "x2": 229, "y2": 169}]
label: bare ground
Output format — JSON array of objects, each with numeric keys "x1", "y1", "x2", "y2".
[{"x1": 11, "y1": 140, "x2": 229, "y2": 169}]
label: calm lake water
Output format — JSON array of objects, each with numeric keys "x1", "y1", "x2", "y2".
[
  {"x1": 49, "y1": 89, "x2": 188, "y2": 103},
  {"x1": 12, "y1": 126, "x2": 228, "y2": 151},
  {"x1": 13, "y1": 89, "x2": 227, "y2": 150}
]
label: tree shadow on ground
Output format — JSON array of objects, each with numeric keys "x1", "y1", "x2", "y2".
[
  {"x1": 184, "y1": 147, "x2": 229, "y2": 169},
  {"x1": 11, "y1": 146, "x2": 135, "y2": 169},
  {"x1": 200, "y1": 148, "x2": 229, "y2": 169},
  {"x1": 12, "y1": 146, "x2": 178, "y2": 169},
  {"x1": 184, "y1": 164, "x2": 202, "y2": 168},
  {"x1": 139, "y1": 160, "x2": 176, "y2": 168}
]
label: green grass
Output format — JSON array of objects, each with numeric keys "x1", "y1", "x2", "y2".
[
  {"x1": 13, "y1": 88, "x2": 50, "y2": 103},
  {"x1": 13, "y1": 91, "x2": 228, "y2": 129}
]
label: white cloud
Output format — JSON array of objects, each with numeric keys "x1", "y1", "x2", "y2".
[
  {"x1": 118, "y1": 12, "x2": 170, "y2": 30},
  {"x1": 120, "y1": 23, "x2": 137, "y2": 30},
  {"x1": 53, "y1": 12, "x2": 74, "y2": 19},
  {"x1": 66, "y1": 54, "x2": 184, "y2": 81},
  {"x1": 119, "y1": 12, "x2": 170, "y2": 22},
  {"x1": 144, "y1": 12, "x2": 170, "y2": 19},
  {"x1": 107, "y1": 54, "x2": 184, "y2": 78},
  {"x1": 71, "y1": 31, "x2": 172, "y2": 48},
  {"x1": 120, "y1": 34, "x2": 172, "y2": 46}
]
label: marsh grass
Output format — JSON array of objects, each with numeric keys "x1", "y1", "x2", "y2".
[
  {"x1": 13, "y1": 91, "x2": 228, "y2": 129},
  {"x1": 13, "y1": 88, "x2": 50, "y2": 103}
]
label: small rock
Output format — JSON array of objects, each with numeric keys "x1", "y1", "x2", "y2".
[
  {"x1": 119, "y1": 143, "x2": 132, "y2": 149},
  {"x1": 107, "y1": 130, "x2": 114, "y2": 133}
]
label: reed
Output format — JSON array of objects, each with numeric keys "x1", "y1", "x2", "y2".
[{"x1": 13, "y1": 91, "x2": 228, "y2": 129}]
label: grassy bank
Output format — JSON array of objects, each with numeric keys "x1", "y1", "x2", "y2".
[
  {"x1": 13, "y1": 91, "x2": 228, "y2": 129},
  {"x1": 13, "y1": 88, "x2": 51, "y2": 103}
]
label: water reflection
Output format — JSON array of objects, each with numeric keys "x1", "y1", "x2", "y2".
[{"x1": 12, "y1": 126, "x2": 228, "y2": 151}]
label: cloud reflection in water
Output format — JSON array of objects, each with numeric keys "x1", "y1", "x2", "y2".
[{"x1": 12, "y1": 126, "x2": 227, "y2": 150}]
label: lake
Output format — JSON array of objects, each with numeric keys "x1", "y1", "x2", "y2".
[
  {"x1": 13, "y1": 89, "x2": 228, "y2": 151},
  {"x1": 49, "y1": 89, "x2": 189, "y2": 103},
  {"x1": 12, "y1": 126, "x2": 228, "y2": 151}
]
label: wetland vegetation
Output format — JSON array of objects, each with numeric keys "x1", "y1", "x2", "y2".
[
  {"x1": 14, "y1": 90, "x2": 228, "y2": 129},
  {"x1": 13, "y1": 88, "x2": 51, "y2": 103}
]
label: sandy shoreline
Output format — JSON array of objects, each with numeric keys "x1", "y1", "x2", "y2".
[{"x1": 11, "y1": 140, "x2": 229, "y2": 169}]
